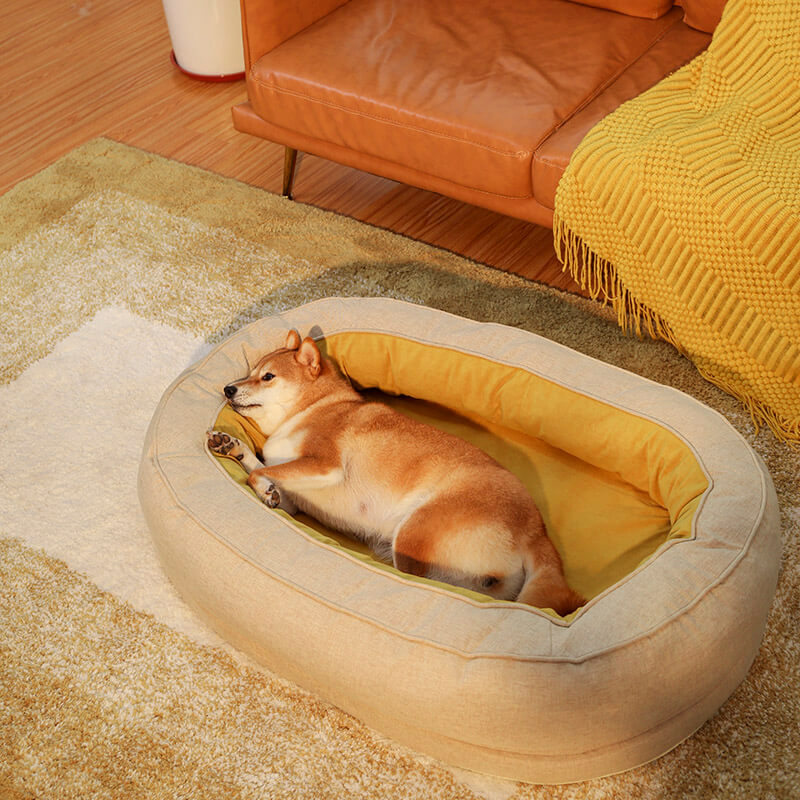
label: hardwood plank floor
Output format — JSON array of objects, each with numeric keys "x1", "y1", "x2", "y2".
[{"x1": 1, "y1": 0, "x2": 582, "y2": 292}]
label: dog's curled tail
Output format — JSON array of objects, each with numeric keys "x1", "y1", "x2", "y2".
[
  {"x1": 517, "y1": 576, "x2": 586, "y2": 617},
  {"x1": 516, "y1": 535, "x2": 586, "y2": 617}
]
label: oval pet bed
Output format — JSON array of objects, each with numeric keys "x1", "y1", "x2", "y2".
[{"x1": 138, "y1": 297, "x2": 780, "y2": 784}]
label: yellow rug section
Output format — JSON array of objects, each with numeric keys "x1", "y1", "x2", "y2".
[{"x1": 554, "y1": 0, "x2": 800, "y2": 444}]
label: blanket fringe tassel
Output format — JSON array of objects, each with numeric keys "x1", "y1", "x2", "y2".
[{"x1": 554, "y1": 221, "x2": 800, "y2": 447}]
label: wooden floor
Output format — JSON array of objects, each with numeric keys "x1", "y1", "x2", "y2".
[{"x1": 1, "y1": 0, "x2": 581, "y2": 292}]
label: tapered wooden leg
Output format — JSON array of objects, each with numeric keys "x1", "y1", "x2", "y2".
[{"x1": 282, "y1": 147, "x2": 298, "y2": 199}]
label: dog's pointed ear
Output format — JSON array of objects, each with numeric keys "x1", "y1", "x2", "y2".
[
  {"x1": 285, "y1": 330, "x2": 301, "y2": 351},
  {"x1": 295, "y1": 337, "x2": 321, "y2": 378}
]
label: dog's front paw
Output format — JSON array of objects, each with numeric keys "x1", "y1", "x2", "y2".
[
  {"x1": 249, "y1": 473, "x2": 281, "y2": 509},
  {"x1": 206, "y1": 430, "x2": 246, "y2": 461}
]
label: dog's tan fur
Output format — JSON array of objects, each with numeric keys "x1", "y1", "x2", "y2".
[{"x1": 207, "y1": 331, "x2": 584, "y2": 615}]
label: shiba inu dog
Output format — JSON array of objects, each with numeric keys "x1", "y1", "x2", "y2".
[{"x1": 207, "y1": 330, "x2": 584, "y2": 615}]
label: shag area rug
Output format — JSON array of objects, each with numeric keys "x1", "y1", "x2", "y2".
[{"x1": 1, "y1": 139, "x2": 797, "y2": 800}]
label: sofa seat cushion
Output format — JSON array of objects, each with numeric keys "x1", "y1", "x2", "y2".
[{"x1": 247, "y1": 0, "x2": 701, "y2": 205}]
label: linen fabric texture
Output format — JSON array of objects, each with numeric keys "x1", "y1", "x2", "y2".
[
  {"x1": 554, "y1": 0, "x2": 800, "y2": 444},
  {"x1": 138, "y1": 298, "x2": 780, "y2": 783}
]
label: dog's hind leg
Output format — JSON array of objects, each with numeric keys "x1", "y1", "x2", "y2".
[
  {"x1": 391, "y1": 498, "x2": 523, "y2": 598},
  {"x1": 392, "y1": 517, "x2": 434, "y2": 580}
]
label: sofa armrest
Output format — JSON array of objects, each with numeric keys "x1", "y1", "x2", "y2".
[{"x1": 240, "y1": 0, "x2": 350, "y2": 68}]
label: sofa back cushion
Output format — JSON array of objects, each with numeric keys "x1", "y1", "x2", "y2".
[
  {"x1": 566, "y1": 0, "x2": 674, "y2": 19},
  {"x1": 676, "y1": 0, "x2": 727, "y2": 31},
  {"x1": 567, "y1": 0, "x2": 727, "y2": 31}
]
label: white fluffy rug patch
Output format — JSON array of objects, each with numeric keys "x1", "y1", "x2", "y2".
[{"x1": 0, "y1": 306, "x2": 225, "y2": 647}]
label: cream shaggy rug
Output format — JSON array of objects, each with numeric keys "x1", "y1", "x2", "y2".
[{"x1": 1, "y1": 139, "x2": 798, "y2": 800}]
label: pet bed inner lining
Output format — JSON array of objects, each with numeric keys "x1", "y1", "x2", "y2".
[{"x1": 210, "y1": 331, "x2": 708, "y2": 610}]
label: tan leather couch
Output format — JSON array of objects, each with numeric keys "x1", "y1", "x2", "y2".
[{"x1": 232, "y1": 0, "x2": 717, "y2": 227}]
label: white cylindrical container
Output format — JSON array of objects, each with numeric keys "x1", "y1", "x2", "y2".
[{"x1": 162, "y1": 0, "x2": 245, "y2": 79}]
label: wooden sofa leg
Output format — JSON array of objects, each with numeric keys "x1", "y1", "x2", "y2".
[{"x1": 282, "y1": 147, "x2": 298, "y2": 199}]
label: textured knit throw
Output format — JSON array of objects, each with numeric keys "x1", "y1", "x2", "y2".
[{"x1": 554, "y1": 0, "x2": 800, "y2": 445}]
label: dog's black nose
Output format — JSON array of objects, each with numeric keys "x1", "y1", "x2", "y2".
[{"x1": 224, "y1": 384, "x2": 237, "y2": 399}]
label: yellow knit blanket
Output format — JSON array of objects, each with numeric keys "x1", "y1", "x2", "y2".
[{"x1": 554, "y1": 0, "x2": 800, "y2": 445}]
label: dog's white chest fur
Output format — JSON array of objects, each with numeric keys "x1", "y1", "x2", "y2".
[
  {"x1": 261, "y1": 426, "x2": 303, "y2": 466},
  {"x1": 260, "y1": 421, "x2": 418, "y2": 555}
]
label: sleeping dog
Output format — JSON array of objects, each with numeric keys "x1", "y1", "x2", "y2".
[{"x1": 207, "y1": 331, "x2": 584, "y2": 615}]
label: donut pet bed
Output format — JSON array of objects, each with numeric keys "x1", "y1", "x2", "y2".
[{"x1": 138, "y1": 298, "x2": 780, "y2": 784}]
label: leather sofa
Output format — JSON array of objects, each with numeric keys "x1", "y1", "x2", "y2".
[{"x1": 232, "y1": 0, "x2": 721, "y2": 228}]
